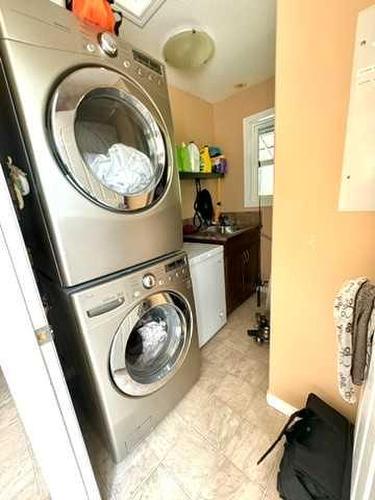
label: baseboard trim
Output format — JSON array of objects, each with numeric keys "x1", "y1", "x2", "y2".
[{"x1": 267, "y1": 391, "x2": 298, "y2": 416}]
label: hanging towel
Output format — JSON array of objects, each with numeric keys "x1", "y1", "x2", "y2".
[
  {"x1": 334, "y1": 278, "x2": 375, "y2": 404},
  {"x1": 352, "y1": 281, "x2": 375, "y2": 384}
]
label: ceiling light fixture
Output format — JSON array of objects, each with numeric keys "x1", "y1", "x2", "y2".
[
  {"x1": 115, "y1": 0, "x2": 166, "y2": 27},
  {"x1": 163, "y1": 29, "x2": 215, "y2": 70}
]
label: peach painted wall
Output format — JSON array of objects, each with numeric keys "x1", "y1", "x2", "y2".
[
  {"x1": 270, "y1": 0, "x2": 375, "y2": 420},
  {"x1": 213, "y1": 78, "x2": 275, "y2": 212},
  {"x1": 213, "y1": 79, "x2": 275, "y2": 280},
  {"x1": 168, "y1": 86, "x2": 217, "y2": 219},
  {"x1": 169, "y1": 81, "x2": 276, "y2": 280}
]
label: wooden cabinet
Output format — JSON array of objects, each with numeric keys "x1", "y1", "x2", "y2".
[
  {"x1": 184, "y1": 226, "x2": 260, "y2": 315},
  {"x1": 224, "y1": 228, "x2": 260, "y2": 314}
]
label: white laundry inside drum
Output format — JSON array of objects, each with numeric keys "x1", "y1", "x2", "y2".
[
  {"x1": 124, "y1": 302, "x2": 185, "y2": 386},
  {"x1": 85, "y1": 143, "x2": 155, "y2": 196},
  {"x1": 136, "y1": 320, "x2": 169, "y2": 365}
]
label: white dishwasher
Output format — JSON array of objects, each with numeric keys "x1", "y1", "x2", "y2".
[{"x1": 184, "y1": 242, "x2": 227, "y2": 347}]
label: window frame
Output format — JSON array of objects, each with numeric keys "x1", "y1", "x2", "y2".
[
  {"x1": 243, "y1": 108, "x2": 275, "y2": 208},
  {"x1": 115, "y1": 0, "x2": 166, "y2": 27}
]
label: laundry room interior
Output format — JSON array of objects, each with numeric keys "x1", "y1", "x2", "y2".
[{"x1": 0, "y1": 0, "x2": 374, "y2": 499}]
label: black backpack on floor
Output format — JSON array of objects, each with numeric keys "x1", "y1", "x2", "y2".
[{"x1": 258, "y1": 393, "x2": 354, "y2": 500}]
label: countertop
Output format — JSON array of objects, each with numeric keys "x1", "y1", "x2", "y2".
[{"x1": 183, "y1": 224, "x2": 259, "y2": 244}]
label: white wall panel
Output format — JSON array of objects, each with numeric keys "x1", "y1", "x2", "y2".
[{"x1": 340, "y1": 5, "x2": 375, "y2": 211}]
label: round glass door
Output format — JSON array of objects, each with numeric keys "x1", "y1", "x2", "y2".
[
  {"x1": 110, "y1": 293, "x2": 192, "y2": 396},
  {"x1": 49, "y1": 67, "x2": 171, "y2": 211}
]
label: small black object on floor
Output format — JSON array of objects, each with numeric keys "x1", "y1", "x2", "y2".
[{"x1": 248, "y1": 312, "x2": 270, "y2": 344}]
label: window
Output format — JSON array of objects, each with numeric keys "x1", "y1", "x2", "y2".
[
  {"x1": 243, "y1": 108, "x2": 275, "y2": 207},
  {"x1": 115, "y1": 0, "x2": 166, "y2": 26}
]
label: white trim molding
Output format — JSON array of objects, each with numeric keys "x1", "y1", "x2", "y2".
[
  {"x1": 243, "y1": 107, "x2": 275, "y2": 208},
  {"x1": 351, "y1": 347, "x2": 375, "y2": 499},
  {"x1": 267, "y1": 391, "x2": 298, "y2": 416}
]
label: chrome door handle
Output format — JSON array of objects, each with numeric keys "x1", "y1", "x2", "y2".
[{"x1": 87, "y1": 296, "x2": 125, "y2": 317}]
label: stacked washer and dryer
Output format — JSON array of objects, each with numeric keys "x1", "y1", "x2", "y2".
[{"x1": 0, "y1": 0, "x2": 200, "y2": 463}]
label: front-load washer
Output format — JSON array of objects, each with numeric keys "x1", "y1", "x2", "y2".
[
  {"x1": 45, "y1": 251, "x2": 200, "y2": 463},
  {"x1": 0, "y1": 0, "x2": 182, "y2": 287}
]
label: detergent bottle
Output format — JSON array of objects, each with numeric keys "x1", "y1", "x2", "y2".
[
  {"x1": 200, "y1": 145, "x2": 212, "y2": 173},
  {"x1": 187, "y1": 142, "x2": 200, "y2": 172},
  {"x1": 176, "y1": 143, "x2": 191, "y2": 172}
]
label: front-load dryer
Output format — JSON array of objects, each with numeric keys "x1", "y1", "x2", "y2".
[
  {"x1": 0, "y1": 0, "x2": 182, "y2": 287},
  {"x1": 46, "y1": 251, "x2": 200, "y2": 463}
]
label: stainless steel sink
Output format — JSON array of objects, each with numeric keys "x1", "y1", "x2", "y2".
[{"x1": 204, "y1": 225, "x2": 241, "y2": 235}]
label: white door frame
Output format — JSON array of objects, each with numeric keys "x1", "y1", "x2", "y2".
[
  {"x1": 0, "y1": 166, "x2": 101, "y2": 500},
  {"x1": 351, "y1": 347, "x2": 375, "y2": 499}
]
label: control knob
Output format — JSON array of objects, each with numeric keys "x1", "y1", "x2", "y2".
[
  {"x1": 98, "y1": 32, "x2": 118, "y2": 57},
  {"x1": 142, "y1": 273, "x2": 156, "y2": 289}
]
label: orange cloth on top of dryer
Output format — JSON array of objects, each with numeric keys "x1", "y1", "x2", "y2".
[{"x1": 69, "y1": 0, "x2": 116, "y2": 33}]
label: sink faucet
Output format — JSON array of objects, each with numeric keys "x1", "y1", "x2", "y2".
[{"x1": 218, "y1": 214, "x2": 233, "y2": 227}]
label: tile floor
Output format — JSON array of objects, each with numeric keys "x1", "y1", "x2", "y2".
[
  {"x1": 0, "y1": 296, "x2": 284, "y2": 499},
  {"x1": 91, "y1": 297, "x2": 286, "y2": 500},
  {"x1": 0, "y1": 369, "x2": 49, "y2": 500}
]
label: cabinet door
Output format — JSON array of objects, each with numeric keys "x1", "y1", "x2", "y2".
[
  {"x1": 242, "y1": 237, "x2": 260, "y2": 300},
  {"x1": 224, "y1": 228, "x2": 260, "y2": 314}
]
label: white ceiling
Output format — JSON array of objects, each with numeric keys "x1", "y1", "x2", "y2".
[{"x1": 120, "y1": 0, "x2": 276, "y2": 103}]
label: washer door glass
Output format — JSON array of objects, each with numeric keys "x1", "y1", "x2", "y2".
[
  {"x1": 49, "y1": 67, "x2": 170, "y2": 212},
  {"x1": 110, "y1": 293, "x2": 192, "y2": 396}
]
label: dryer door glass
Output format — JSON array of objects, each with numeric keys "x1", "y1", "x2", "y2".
[
  {"x1": 110, "y1": 292, "x2": 192, "y2": 396},
  {"x1": 50, "y1": 67, "x2": 170, "y2": 212}
]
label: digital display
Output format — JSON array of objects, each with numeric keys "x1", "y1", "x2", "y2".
[
  {"x1": 165, "y1": 257, "x2": 186, "y2": 272},
  {"x1": 133, "y1": 49, "x2": 163, "y2": 75}
]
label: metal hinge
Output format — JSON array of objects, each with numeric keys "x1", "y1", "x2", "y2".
[{"x1": 35, "y1": 325, "x2": 54, "y2": 346}]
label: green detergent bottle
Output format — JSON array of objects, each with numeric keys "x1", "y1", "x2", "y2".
[{"x1": 176, "y1": 142, "x2": 191, "y2": 172}]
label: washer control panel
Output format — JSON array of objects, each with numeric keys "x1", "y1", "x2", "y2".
[
  {"x1": 164, "y1": 256, "x2": 186, "y2": 273},
  {"x1": 79, "y1": 253, "x2": 190, "y2": 321},
  {"x1": 137, "y1": 255, "x2": 189, "y2": 290},
  {"x1": 98, "y1": 31, "x2": 118, "y2": 57},
  {"x1": 142, "y1": 273, "x2": 156, "y2": 289},
  {"x1": 161, "y1": 255, "x2": 189, "y2": 285}
]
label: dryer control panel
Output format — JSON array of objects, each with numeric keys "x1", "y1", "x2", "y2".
[{"x1": 98, "y1": 32, "x2": 118, "y2": 57}]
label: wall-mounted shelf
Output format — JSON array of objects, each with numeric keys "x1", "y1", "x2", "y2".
[{"x1": 179, "y1": 172, "x2": 225, "y2": 180}]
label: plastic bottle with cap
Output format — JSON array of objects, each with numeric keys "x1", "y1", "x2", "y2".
[
  {"x1": 187, "y1": 141, "x2": 200, "y2": 172},
  {"x1": 176, "y1": 143, "x2": 191, "y2": 172},
  {"x1": 200, "y1": 145, "x2": 212, "y2": 173}
]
